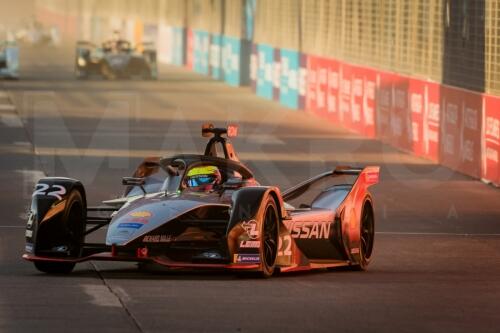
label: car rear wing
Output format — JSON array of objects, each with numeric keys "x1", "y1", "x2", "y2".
[
  {"x1": 282, "y1": 166, "x2": 380, "y2": 202},
  {"x1": 76, "y1": 40, "x2": 97, "y2": 49}
]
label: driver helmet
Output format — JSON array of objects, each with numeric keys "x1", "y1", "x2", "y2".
[{"x1": 185, "y1": 165, "x2": 221, "y2": 191}]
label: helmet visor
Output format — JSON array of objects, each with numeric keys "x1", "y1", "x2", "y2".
[{"x1": 186, "y1": 175, "x2": 216, "y2": 187}]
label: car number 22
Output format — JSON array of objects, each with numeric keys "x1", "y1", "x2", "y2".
[
  {"x1": 33, "y1": 184, "x2": 67, "y2": 200},
  {"x1": 278, "y1": 235, "x2": 292, "y2": 256}
]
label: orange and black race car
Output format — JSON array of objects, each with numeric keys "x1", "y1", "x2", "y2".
[{"x1": 23, "y1": 124, "x2": 379, "y2": 277}]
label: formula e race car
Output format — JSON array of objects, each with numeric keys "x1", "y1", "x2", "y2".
[
  {"x1": 0, "y1": 40, "x2": 19, "y2": 79},
  {"x1": 75, "y1": 39, "x2": 157, "y2": 80},
  {"x1": 23, "y1": 124, "x2": 379, "y2": 277}
]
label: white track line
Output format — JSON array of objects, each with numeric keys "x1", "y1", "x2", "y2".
[
  {"x1": 0, "y1": 104, "x2": 16, "y2": 111},
  {"x1": 1, "y1": 114, "x2": 23, "y2": 127}
]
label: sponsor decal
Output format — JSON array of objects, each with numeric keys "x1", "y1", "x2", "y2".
[
  {"x1": 26, "y1": 212, "x2": 34, "y2": 228},
  {"x1": 284, "y1": 221, "x2": 332, "y2": 239},
  {"x1": 25, "y1": 243, "x2": 33, "y2": 253},
  {"x1": 350, "y1": 247, "x2": 360, "y2": 254},
  {"x1": 142, "y1": 235, "x2": 174, "y2": 243},
  {"x1": 241, "y1": 220, "x2": 259, "y2": 239},
  {"x1": 239, "y1": 240, "x2": 260, "y2": 248},
  {"x1": 118, "y1": 223, "x2": 144, "y2": 229},
  {"x1": 234, "y1": 253, "x2": 260, "y2": 263},
  {"x1": 129, "y1": 211, "x2": 152, "y2": 218},
  {"x1": 127, "y1": 210, "x2": 152, "y2": 223},
  {"x1": 25, "y1": 229, "x2": 33, "y2": 238}
]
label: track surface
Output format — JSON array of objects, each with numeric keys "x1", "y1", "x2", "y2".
[{"x1": 1, "y1": 44, "x2": 499, "y2": 333}]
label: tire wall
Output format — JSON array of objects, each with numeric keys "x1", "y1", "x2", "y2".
[{"x1": 33, "y1": 0, "x2": 500, "y2": 186}]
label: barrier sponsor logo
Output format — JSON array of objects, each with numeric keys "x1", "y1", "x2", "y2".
[
  {"x1": 256, "y1": 44, "x2": 274, "y2": 99},
  {"x1": 210, "y1": 34, "x2": 222, "y2": 79},
  {"x1": 279, "y1": 49, "x2": 299, "y2": 109},
  {"x1": 193, "y1": 30, "x2": 209, "y2": 75},
  {"x1": 222, "y1": 36, "x2": 241, "y2": 86},
  {"x1": 482, "y1": 95, "x2": 500, "y2": 185},
  {"x1": 440, "y1": 86, "x2": 482, "y2": 178}
]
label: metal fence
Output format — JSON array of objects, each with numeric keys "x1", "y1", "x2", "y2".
[{"x1": 34, "y1": 0, "x2": 500, "y2": 95}]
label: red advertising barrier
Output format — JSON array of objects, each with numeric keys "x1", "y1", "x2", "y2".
[
  {"x1": 340, "y1": 65, "x2": 376, "y2": 138},
  {"x1": 325, "y1": 58, "x2": 340, "y2": 123},
  {"x1": 306, "y1": 55, "x2": 318, "y2": 112},
  {"x1": 440, "y1": 86, "x2": 483, "y2": 178},
  {"x1": 376, "y1": 71, "x2": 396, "y2": 144},
  {"x1": 482, "y1": 95, "x2": 500, "y2": 185},
  {"x1": 408, "y1": 79, "x2": 440, "y2": 161},
  {"x1": 186, "y1": 29, "x2": 194, "y2": 70},
  {"x1": 305, "y1": 56, "x2": 339, "y2": 121}
]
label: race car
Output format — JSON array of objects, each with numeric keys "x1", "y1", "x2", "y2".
[
  {"x1": 0, "y1": 39, "x2": 19, "y2": 79},
  {"x1": 23, "y1": 124, "x2": 379, "y2": 277},
  {"x1": 75, "y1": 39, "x2": 157, "y2": 80}
]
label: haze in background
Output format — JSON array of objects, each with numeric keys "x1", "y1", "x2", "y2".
[{"x1": 0, "y1": 0, "x2": 35, "y2": 31}]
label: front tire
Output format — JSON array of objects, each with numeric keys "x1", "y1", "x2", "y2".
[
  {"x1": 33, "y1": 189, "x2": 85, "y2": 274},
  {"x1": 260, "y1": 196, "x2": 279, "y2": 278}
]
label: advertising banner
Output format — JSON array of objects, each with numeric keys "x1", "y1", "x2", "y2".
[
  {"x1": 407, "y1": 79, "x2": 441, "y2": 161},
  {"x1": 273, "y1": 49, "x2": 281, "y2": 101},
  {"x1": 134, "y1": 20, "x2": 144, "y2": 47},
  {"x1": 186, "y1": 29, "x2": 194, "y2": 70},
  {"x1": 325, "y1": 58, "x2": 341, "y2": 123},
  {"x1": 250, "y1": 44, "x2": 258, "y2": 92},
  {"x1": 376, "y1": 72, "x2": 396, "y2": 144},
  {"x1": 298, "y1": 53, "x2": 307, "y2": 110},
  {"x1": 256, "y1": 44, "x2": 274, "y2": 100},
  {"x1": 172, "y1": 27, "x2": 184, "y2": 66},
  {"x1": 339, "y1": 65, "x2": 377, "y2": 137},
  {"x1": 157, "y1": 24, "x2": 171, "y2": 64},
  {"x1": 210, "y1": 34, "x2": 222, "y2": 79},
  {"x1": 482, "y1": 95, "x2": 500, "y2": 185},
  {"x1": 193, "y1": 30, "x2": 210, "y2": 75},
  {"x1": 440, "y1": 86, "x2": 483, "y2": 178},
  {"x1": 306, "y1": 55, "x2": 318, "y2": 112},
  {"x1": 143, "y1": 24, "x2": 158, "y2": 44},
  {"x1": 221, "y1": 36, "x2": 241, "y2": 86},
  {"x1": 279, "y1": 49, "x2": 299, "y2": 109}
]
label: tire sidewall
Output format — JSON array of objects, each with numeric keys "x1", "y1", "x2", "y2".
[{"x1": 260, "y1": 196, "x2": 279, "y2": 277}]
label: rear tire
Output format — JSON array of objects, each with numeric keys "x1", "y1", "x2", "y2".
[
  {"x1": 260, "y1": 196, "x2": 279, "y2": 278},
  {"x1": 351, "y1": 202, "x2": 375, "y2": 271}
]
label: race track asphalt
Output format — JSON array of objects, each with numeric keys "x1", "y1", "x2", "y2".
[{"x1": 0, "y1": 44, "x2": 499, "y2": 333}]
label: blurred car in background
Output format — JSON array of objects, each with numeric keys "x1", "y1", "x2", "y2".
[
  {"x1": 75, "y1": 38, "x2": 157, "y2": 80},
  {"x1": 0, "y1": 38, "x2": 19, "y2": 79}
]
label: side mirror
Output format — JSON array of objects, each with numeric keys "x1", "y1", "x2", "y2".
[
  {"x1": 122, "y1": 177, "x2": 146, "y2": 195},
  {"x1": 122, "y1": 177, "x2": 145, "y2": 186}
]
